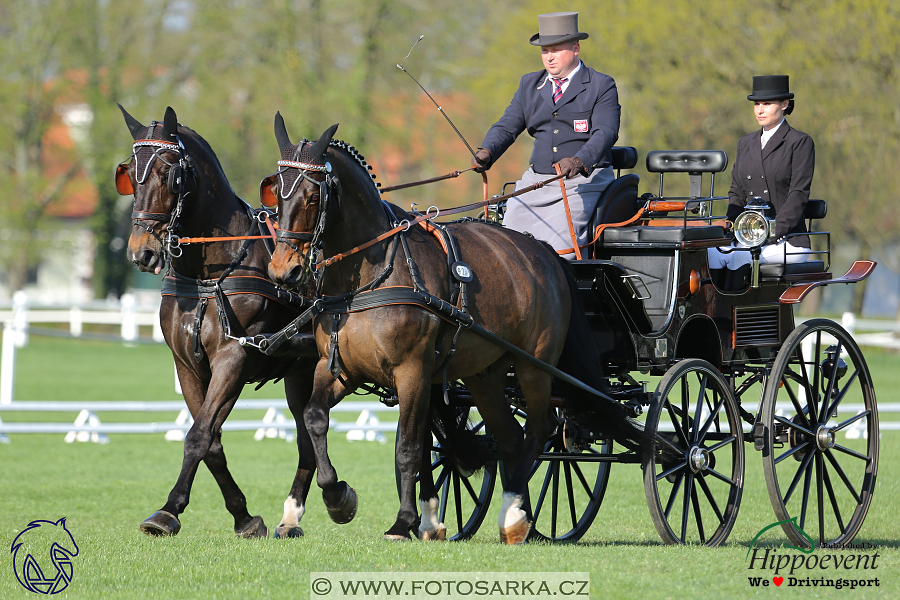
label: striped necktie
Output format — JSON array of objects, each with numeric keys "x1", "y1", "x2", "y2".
[{"x1": 552, "y1": 77, "x2": 568, "y2": 104}]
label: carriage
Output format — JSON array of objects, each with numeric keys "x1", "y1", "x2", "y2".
[
  {"x1": 117, "y1": 107, "x2": 877, "y2": 548},
  {"x1": 406, "y1": 148, "x2": 878, "y2": 548}
]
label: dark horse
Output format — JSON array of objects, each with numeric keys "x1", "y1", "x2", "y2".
[
  {"x1": 263, "y1": 118, "x2": 650, "y2": 543},
  {"x1": 115, "y1": 106, "x2": 319, "y2": 538}
]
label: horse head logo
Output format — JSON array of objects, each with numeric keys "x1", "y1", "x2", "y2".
[{"x1": 10, "y1": 518, "x2": 79, "y2": 594}]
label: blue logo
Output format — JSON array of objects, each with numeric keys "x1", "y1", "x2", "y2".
[{"x1": 10, "y1": 518, "x2": 79, "y2": 594}]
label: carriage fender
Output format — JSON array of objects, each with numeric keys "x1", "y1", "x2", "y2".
[{"x1": 674, "y1": 314, "x2": 722, "y2": 368}]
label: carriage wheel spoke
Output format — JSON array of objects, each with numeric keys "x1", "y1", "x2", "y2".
[
  {"x1": 824, "y1": 449, "x2": 863, "y2": 504},
  {"x1": 816, "y1": 454, "x2": 825, "y2": 544},
  {"x1": 571, "y1": 462, "x2": 595, "y2": 499},
  {"x1": 799, "y1": 456, "x2": 814, "y2": 531},
  {"x1": 692, "y1": 374, "x2": 708, "y2": 444},
  {"x1": 782, "y1": 375, "x2": 813, "y2": 430},
  {"x1": 696, "y1": 475, "x2": 724, "y2": 524},
  {"x1": 775, "y1": 440, "x2": 811, "y2": 465},
  {"x1": 438, "y1": 472, "x2": 449, "y2": 524},
  {"x1": 656, "y1": 460, "x2": 688, "y2": 482},
  {"x1": 664, "y1": 471, "x2": 684, "y2": 519},
  {"x1": 665, "y1": 402, "x2": 691, "y2": 449},
  {"x1": 698, "y1": 396, "x2": 726, "y2": 443},
  {"x1": 460, "y1": 470, "x2": 481, "y2": 505},
  {"x1": 681, "y1": 473, "x2": 694, "y2": 541},
  {"x1": 691, "y1": 483, "x2": 706, "y2": 544},
  {"x1": 824, "y1": 368, "x2": 861, "y2": 422},
  {"x1": 532, "y1": 461, "x2": 554, "y2": 524},
  {"x1": 564, "y1": 462, "x2": 578, "y2": 530},
  {"x1": 551, "y1": 460, "x2": 560, "y2": 538},
  {"x1": 783, "y1": 446, "x2": 816, "y2": 506},
  {"x1": 774, "y1": 415, "x2": 814, "y2": 437},
  {"x1": 704, "y1": 466, "x2": 737, "y2": 487},
  {"x1": 832, "y1": 443, "x2": 871, "y2": 462},
  {"x1": 681, "y1": 378, "x2": 690, "y2": 446},
  {"x1": 434, "y1": 464, "x2": 449, "y2": 493},
  {"x1": 822, "y1": 462, "x2": 846, "y2": 534},
  {"x1": 833, "y1": 411, "x2": 870, "y2": 433},
  {"x1": 453, "y1": 472, "x2": 464, "y2": 532},
  {"x1": 705, "y1": 435, "x2": 737, "y2": 454}
]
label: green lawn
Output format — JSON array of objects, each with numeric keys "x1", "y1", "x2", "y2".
[{"x1": 1, "y1": 335, "x2": 898, "y2": 599}]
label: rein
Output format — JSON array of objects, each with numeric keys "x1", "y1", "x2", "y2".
[{"x1": 314, "y1": 171, "x2": 565, "y2": 269}]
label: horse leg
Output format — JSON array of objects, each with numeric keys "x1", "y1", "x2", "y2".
[
  {"x1": 417, "y1": 391, "x2": 445, "y2": 541},
  {"x1": 386, "y1": 371, "x2": 435, "y2": 541},
  {"x1": 275, "y1": 368, "x2": 316, "y2": 539},
  {"x1": 304, "y1": 361, "x2": 358, "y2": 525}
]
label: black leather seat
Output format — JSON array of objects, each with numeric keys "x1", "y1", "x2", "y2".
[
  {"x1": 759, "y1": 261, "x2": 826, "y2": 278},
  {"x1": 600, "y1": 225, "x2": 727, "y2": 245}
]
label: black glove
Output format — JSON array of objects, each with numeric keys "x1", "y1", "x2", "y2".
[
  {"x1": 553, "y1": 157, "x2": 586, "y2": 179},
  {"x1": 471, "y1": 148, "x2": 492, "y2": 172}
]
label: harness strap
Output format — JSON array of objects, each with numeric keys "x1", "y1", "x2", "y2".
[
  {"x1": 161, "y1": 272, "x2": 308, "y2": 309},
  {"x1": 556, "y1": 164, "x2": 584, "y2": 260},
  {"x1": 192, "y1": 298, "x2": 208, "y2": 362}
]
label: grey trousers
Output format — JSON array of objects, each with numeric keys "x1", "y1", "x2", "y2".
[{"x1": 503, "y1": 166, "x2": 614, "y2": 259}]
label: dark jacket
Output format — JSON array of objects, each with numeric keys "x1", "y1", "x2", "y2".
[
  {"x1": 479, "y1": 62, "x2": 620, "y2": 175},
  {"x1": 726, "y1": 119, "x2": 815, "y2": 248}
]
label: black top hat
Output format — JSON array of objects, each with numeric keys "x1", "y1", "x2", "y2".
[
  {"x1": 747, "y1": 75, "x2": 794, "y2": 101},
  {"x1": 529, "y1": 12, "x2": 589, "y2": 46}
]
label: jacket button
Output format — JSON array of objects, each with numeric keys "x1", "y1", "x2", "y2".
[
  {"x1": 553, "y1": 112, "x2": 558, "y2": 117},
  {"x1": 553, "y1": 129, "x2": 559, "y2": 134},
  {"x1": 747, "y1": 175, "x2": 751, "y2": 179},
  {"x1": 763, "y1": 190, "x2": 768, "y2": 194},
  {"x1": 553, "y1": 147, "x2": 558, "y2": 152}
]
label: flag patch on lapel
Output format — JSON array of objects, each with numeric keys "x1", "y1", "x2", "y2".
[{"x1": 574, "y1": 119, "x2": 588, "y2": 133}]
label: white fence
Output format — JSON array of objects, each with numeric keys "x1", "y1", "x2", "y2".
[{"x1": 1, "y1": 293, "x2": 898, "y2": 444}]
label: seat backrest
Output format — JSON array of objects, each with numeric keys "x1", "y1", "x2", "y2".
[
  {"x1": 592, "y1": 173, "x2": 641, "y2": 227},
  {"x1": 610, "y1": 146, "x2": 638, "y2": 171},
  {"x1": 806, "y1": 199, "x2": 826, "y2": 220}
]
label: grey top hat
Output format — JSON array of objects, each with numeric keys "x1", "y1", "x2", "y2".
[
  {"x1": 747, "y1": 75, "x2": 794, "y2": 101},
  {"x1": 529, "y1": 12, "x2": 589, "y2": 46}
]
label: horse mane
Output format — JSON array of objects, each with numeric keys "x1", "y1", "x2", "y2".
[
  {"x1": 328, "y1": 139, "x2": 381, "y2": 194},
  {"x1": 177, "y1": 125, "x2": 237, "y2": 197}
]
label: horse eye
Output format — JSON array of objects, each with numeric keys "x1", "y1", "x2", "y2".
[{"x1": 310, "y1": 193, "x2": 320, "y2": 203}]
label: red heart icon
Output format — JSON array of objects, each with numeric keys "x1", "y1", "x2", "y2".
[{"x1": 773, "y1": 577, "x2": 784, "y2": 586}]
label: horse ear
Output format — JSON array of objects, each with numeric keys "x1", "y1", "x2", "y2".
[
  {"x1": 163, "y1": 106, "x2": 178, "y2": 143},
  {"x1": 274, "y1": 112, "x2": 292, "y2": 152},
  {"x1": 309, "y1": 123, "x2": 339, "y2": 163},
  {"x1": 118, "y1": 104, "x2": 145, "y2": 141}
]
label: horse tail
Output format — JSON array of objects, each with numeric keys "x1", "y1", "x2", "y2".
[
  {"x1": 428, "y1": 385, "x2": 489, "y2": 475},
  {"x1": 554, "y1": 256, "x2": 654, "y2": 457}
]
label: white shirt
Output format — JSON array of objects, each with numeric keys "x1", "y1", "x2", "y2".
[
  {"x1": 543, "y1": 61, "x2": 582, "y2": 95},
  {"x1": 761, "y1": 118, "x2": 785, "y2": 149}
]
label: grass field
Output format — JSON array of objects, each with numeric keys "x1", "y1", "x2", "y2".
[{"x1": 1, "y1": 335, "x2": 899, "y2": 599}]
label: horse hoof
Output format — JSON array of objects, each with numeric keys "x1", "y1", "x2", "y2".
[
  {"x1": 383, "y1": 534, "x2": 412, "y2": 542},
  {"x1": 420, "y1": 524, "x2": 447, "y2": 541},
  {"x1": 236, "y1": 516, "x2": 268, "y2": 538},
  {"x1": 325, "y1": 483, "x2": 358, "y2": 525},
  {"x1": 139, "y1": 510, "x2": 181, "y2": 536},
  {"x1": 274, "y1": 524, "x2": 304, "y2": 539},
  {"x1": 499, "y1": 518, "x2": 531, "y2": 545}
]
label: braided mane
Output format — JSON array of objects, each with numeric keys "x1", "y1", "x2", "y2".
[{"x1": 328, "y1": 139, "x2": 381, "y2": 194}]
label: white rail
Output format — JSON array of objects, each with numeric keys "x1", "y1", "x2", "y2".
[{"x1": 0, "y1": 399, "x2": 396, "y2": 444}]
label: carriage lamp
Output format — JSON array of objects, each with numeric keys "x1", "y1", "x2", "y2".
[{"x1": 733, "y1": 197, "x2": 776, "y2": 247}]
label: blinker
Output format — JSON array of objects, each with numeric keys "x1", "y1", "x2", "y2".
[{"x1": 115, "y1": 162, "x2": 135, "y2": 196}]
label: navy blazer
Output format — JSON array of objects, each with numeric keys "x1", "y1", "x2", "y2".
[
  {"x1": 727, "y1": 120, "x2": 815, "y2": 247},
  {"x1": 480, "y1": 62, "x2": 620, "y2": 175}
]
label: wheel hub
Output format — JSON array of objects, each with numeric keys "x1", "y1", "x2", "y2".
[
  {"x1": 688, "y1": 446, "x2": 710, "y2": 473},
  {"x1": 815, "y1": 425, "x2": 836, "y2": 451}
]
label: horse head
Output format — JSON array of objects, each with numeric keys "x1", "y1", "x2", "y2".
[
  {"x1": 115, "y1": 105, "x2": 195, "y2": 275},
  {"x1": 263, "y1": 115, "x2": 339, "y2": 288}
]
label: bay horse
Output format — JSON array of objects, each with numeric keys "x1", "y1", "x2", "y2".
[
  {"x1": 262, "y1": 118, "x2": 650, "y2": 543},
  {"x1": 115, "y1": 105, "x2": 319, "y2": 538}
]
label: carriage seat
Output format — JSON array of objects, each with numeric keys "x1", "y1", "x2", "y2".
[
  {"x1": 599, "y1": 224, "x2": 727, "y2": 245},
  {"x1": 759, "y1": 261, "x2": 826, "y2": 278}
]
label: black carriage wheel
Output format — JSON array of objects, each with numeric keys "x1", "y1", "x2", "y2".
[
  {"x1": 761, "y1": 319, "x2": 878, "y2": 549},
  {"x1": 643, "y1": 358, "x2": 744, "y2": 546},
  {"x1": 501, "y1": 408, "x2": 612, "y2": 543},
  {"x1": 395, "y1": 411, "x2": 497, "y2": 541}
]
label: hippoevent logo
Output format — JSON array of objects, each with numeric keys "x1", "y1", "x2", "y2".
[
  {"x1": 746, "y1": 518, "x2": 880, "y2": 590},
  {"x1": 10, "y1": 518, "x2": 79, "y2": 594}
]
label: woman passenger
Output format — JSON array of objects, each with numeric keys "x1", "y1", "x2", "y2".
[{"x1": 709, "y1": 75, "x2": 815, "y2": 290}]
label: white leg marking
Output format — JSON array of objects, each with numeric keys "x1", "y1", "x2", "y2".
[
  {"x1": 499, "y1": 492, "x2": 527, "y2": 529},
  {"x1": 281, "y1": 495, "x2": 306, "y2": 527}
]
